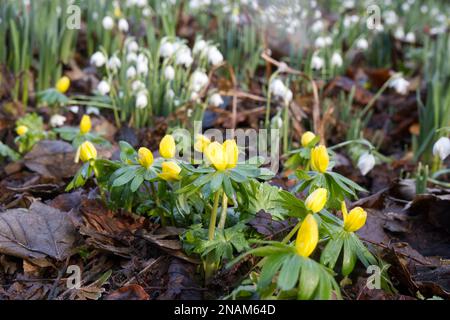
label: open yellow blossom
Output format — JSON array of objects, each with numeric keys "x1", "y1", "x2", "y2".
[
  {"x1": 305, "y1": 188, "x2": 328, "y2": 213},
  {"x1": 310, "y1": 145, "x2": 329, "y2": 173},
  {"x1": 194, "y1": 134, "x2": 211, "y2": 153},
  {"x1": 79, "y1": 115, "x2": 91, "y2": 134},
  {"x1": 341, "y1": 201, "x2": 367, "y2": 232},
  {"x1": 301, "y1": 131, "x2": 316, "y2": 147},
  {"x1": 296, "y1": 214, "x2": 319, "y2": 257},
  {"x1": 79, "y1": 141, "x2": 97, "y2": 162},
  {"x1": 159, "y1": 161, "x2": 181, "y2": 181},
  {"x1": 204, "y1": 139, "x2": 239, "y2": 171},
  {"x1": 56, "y1": 76, "x2": 70, "y2": 93},
  {"x1": 159, "y1": 135, "x2": 176, "y2": 159},
  {"x1": 16, "y1": 125, "x2": 28, "y2": 136},
  {"x1": 138, "y1": 147, "x2": 154, "y2": 169}
]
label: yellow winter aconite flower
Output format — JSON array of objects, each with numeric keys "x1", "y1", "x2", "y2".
[
  {"x1": 204, "y1": 140, "x2": 239, "y2": 171},
  {"x1": 159, "y1": 161, "x2": 181, "y2": 181},
  {"x1": 310, "y1": 145, "x2": 329, "y2": 173},
  {"x1": 79, "y1": 115, "x2": 92, "y2": 134},
  {"x1": 194, "y1": 134, "x2": 211, "y2": 152},
  {"x1": 56, "y1": 76, "x2": 70, "y2": 93},
  {"x1": 138, "y1": 147, "x2": 154, "y2": 169},
  {"x1": 159, "y1": 135, "x2": 176, "y2": 159},
  {"x1": 305, "y1": 188, "x2": 328, "y2": 213},
  {"x1": 79, "y1": 141, "x2": 97, "y2": 162},
  {"x1": 341, "y1": 201, "x2": 367, "y2": 232},
  {"x1": 301, "y1": 131, "x2": 316, "y2": 147},
  {"x1": 16, "y1": 125, "x2": 28, "y2": 136},
  {"x1": 295, "y1": 214, "x2": 319, "y2": 257},
  {"x1": 114, "y1": 6, "x2": 122, "y2": 17},
  {"x1": 223, "y1": 139, "x2": 238, "y2": 169}
]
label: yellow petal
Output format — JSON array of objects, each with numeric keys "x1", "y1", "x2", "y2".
[
  {"x1": 56, "y1": 76, "x2": 70, "y2": 93},
  {"x1": 159, "y1": 135, "x2": 176, "y2": 159},
  {"x1": 310, "y1": 145, "x2": 329, "y2": 173},
  {"x1": 79, "y1": 115, "x2": 91, "y2": 134},
  {"x1": 343, "y1": 207, "x2": 367, "y2": 232},
  {"x1": 223, "y1": 139, "x2": 238, "y2": 169},
  {"x1": 159, "y1": 161, "x2": 181, "y2": 181},
  {"x1": 305, "y1": 188, "x2": 328, "y2": 213},
  {"x1": 79, "y1": 141, "x2": 97, "y2": 162},
  {"x1": 16, "y1": 125, "x2": 28, "y2": 136},
  {"x1": 205, "y1": 141, "x2": 227, "y2": 171},
  {"x1": 194, "y1": 134, "x2": 211, "y2": 153},
  {"x1": 301, "y1": 131, "x2": 316, "y2": 147},
  {"x1": 296, "y1": 214, "x2": 319, "y2": 257},
  {"x1": 138, "y1": 147, "x2": 154, "y2": 169}
]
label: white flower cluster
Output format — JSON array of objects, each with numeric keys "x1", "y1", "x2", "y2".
[{"x1": 269, "y1": 78, "x2": 293, "y2": 105}]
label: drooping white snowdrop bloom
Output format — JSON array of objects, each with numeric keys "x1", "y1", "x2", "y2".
[
  {"x1": 383, "y1": 10, "x2": 398, "y2": 25},
  {"x1": 389, "y1": 75, "x2": 410, "y2": 95},
  {"x1": 50, "y1": 114, "x2": 66, "y2": 127},
  {"x1": 269, "y1": 78, "x2": 287, "y2": 97},
  {"x1": 136, "y1": 91, "x2": 148, "y2": 109},
  {"x1": 118, "y1": 18, "x2": 129, "y2": 32},
  {"x1": 433, "y1": 137, "x2": 450, "y2": 161},
  {"x1": 91, "y1": 51, "x2": 107, "y2": 67},
  {"x1": 126, "y1": 66, "x2": 136, "y2": 79},
  {"x1": 131, "y1": 80, "x2": 146, "y2": 93},
  {"x1": 331, "y1": 52, "x2": 343, "y2": 67},
  {"x1": 207, "y1": 46, "x2": 224, "y2": 66},
  {"x1": 68, "y1": 106, "x2": 79, "y2": 114},
  {"x1": 311, "y1": 54, "x2": 324, "y2": 70},
  {"x1": 357, "y1": 152, "x2": 376, "y2": 176},
  {"x1": 405, "y1": 32, "x2": 416, "y2": 43},
  {"x1": 164, "y1": 65, "x2": 175, "y2": 80},
  {"x1": 193, "y1": 39, "x2": 208, "y2": 55},
  {"x1": 86, "y1": 106, "x2": 100, "y2": 116},
  {"x1": 311, "y1": 20, "x2": 324, "y2": 33},
  {"x1": 126, "y1": 52, "x2": 138, "y2": 63},
  {"x1": 159, "y1": 41, "x2": 174, "y2": 58},
  {"x1": 107, "y1": 55, "x2": 121, "y2": 72},
  {"x1": 97, "y1": 80, "x2": 111, "y2": 95},
  {"x1": 284, "y1": 89, "x2": 293, "y2": 104},
  {"x1": 356, "y1": 38, "x2": 369, "y2": 50},
  {"x1": 394, "y1": 27, "x2": 405, "y2": 40},
  {"x1": 143, "y1": 7, "x2": 152, "y2": 17},
  {"x1": 191, "y1": 70, "x2": 209, "y2": 92},
  {"x1": 127, "y1": 40, "x2": 139, "y2": 53},
  {"x1": 210, "y1": 93, "x2": 224, "y2": 107},
  {"x1": 343, "y1": 0, "x2": 355, "y2": 9},
  {"x1": 136, "y1": 53, "x2": 149, "y2": 76},
  {"x1": 175, "y1": 47, "x2": 193, "y2": 67},
  {"x1": 343, "y1": 15, "x2": 359, "y2": 28},
  {"x1": 135, "y1": 0, "x2": 147, "y2": 8},
  {"x1": 102, "y1": 16, "x2": 114, "y2": 30}
]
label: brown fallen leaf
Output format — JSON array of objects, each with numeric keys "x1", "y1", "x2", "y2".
[
  {"x1": 0, "y1": 201, "x2": 78, "y2": 266},
  {"x1": 104, "y1": 284, "x2": 149, "y2": 300}
]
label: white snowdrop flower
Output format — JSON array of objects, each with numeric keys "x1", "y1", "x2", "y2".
[
  {"x1": 68, "y1": 106, "x2": 79, "y2": 114},
  {"x1": 394, "y1": 27, "x2": 405, "y2": 40},
  {"x1": 126, "y1": 52, "x2": 138, "y2": 63},
  {"x1": 164, "y1": 65, "x2": 175, "y2": 80},
  {"x1": 207, "y1": 46, "x2": 224, "y2": 66},
  {"x1": 191, "y1": 70, "x2": 209, "y2": 92},
  {"x1": 190, "y1": 91, "x2": 200, "y2": 102},
  {"x1": 210, "y1": 93, "x2": 224, "y2": 107},
  {"x1": 102, "y1": 16, "x2": 114, "y2": 30},
  {"x1": 136, "y1": 53, "x2": 149, "y2": 76},
  {"x1": 143, "y1": 7, "x2": 152, "y2": 17},
  {"x1": 269, "y1": 78, "x2": 287, "y2": 97},
  {"x1": 159, "y1": 41, "x2": 174, "y2": 58},
  {"x1": 384, "y1": 10, "x2": 398, "y2": 25},
  {"x1": 136, "y1": 92, "x2": 148, "y2": 109},
  {"x1": 405, "y1": 32, "x2": 416, "y2": 43},
  {"x1": 357, "y1": 152, "x2": 376, "y2": 176},
  {"x1": 311, "y1": 54, "x2": 324, "y2": 70},
  {"x1": 135, "y1": 0, "x2": 147, "y2": 8},
  {"x1": 97, "y1": 80, "x2": 111, "y2": 95},
  {"x1": 314, "y1": 10, "x2": 321, "y2": 19},
  {"x1": 311, "y1": 20, "x2": 324, "y2": 33},
  {"x1": 315, "y1": 37, "x2": 327, "y2": 48},
  {"x1": 127, "y1": 40, "x2": 139, "y2": 53},
  {"x1": 107, "y1": 55, "x2": 121, "y2": 72},
  {"x1": 126, "y1": 66, "x2": 137, "y2": 79},
  {"x1": 50, "y1": 114, "x2": 66, "y2": 127},
  {"x1": 131, "y1": 80, "x2": 146, "y2": 92},
  {"x1": 271, "y1": 115, "x2": 283, "y2": 130},
  {"x1": 175, "y1": 47, "x2": 193, "y2": 67},
  {"x1": 331, "y1": 52, "x2": 343, "y2": 67},
  {"x1": 356, "y1": 38, "x2": 369, "y2": 50},
  {"x1": 284, "y1": 89, "x2": 293, "y2": 104},
  {"x1": 186, "y1": 108, "x2": 193, "y2": 117},
  {"x1": 118, "y1": 18, "x2": 129, "y2": 32},
  {"x1": 193, "y1": 39, "x2": 208, "y2": 55},
  {"x1": 86, "y1": 106, "x2": 100, "y2": 115},
  {"x1": 343, "y1": 15, "x2": 359, "y2": 28},
  {"x1": 402, "y1": 3, "x2": 410, "y2": 12},
  {"x1": 167, "y1": 89, "x2": 175, "y2": 99},
  {"x1": 389, "y1": 76, "x2": 410, "y2": 95},
  {"x1": 433, "y1": 137, "x2": 450, "y2": 161},
  {"x1": 91, "y1": 51, "x2": 107, "y2": 67},
  {"x1": 343, "y1": 0, "x2": 355, "y2": 9},
  {"x1": 92, "y1": 12, "x2": 99, "y2": 20},
  {"x1": 420, "y1": 5, "x2": 428, "y2": 13}
]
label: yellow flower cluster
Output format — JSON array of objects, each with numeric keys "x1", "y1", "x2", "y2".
[{"x1": 196, "y1": 136, "x2": 238, "y2": 171}]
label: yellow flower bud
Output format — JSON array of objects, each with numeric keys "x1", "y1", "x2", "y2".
[
  {"x1": 205, "y1": 141, "x2": 227, "y2": 171},
  {"x1": 305, "y1": 188, "x2": 328, "y2": 213},
  {"x1": 79, "y1": 115, "x2": 91, "y2": 134},
  {"x1": 79, "y1": 141, "x2": 97, "y2": 162},
  {"x1": 138, "y1": 147, "x2": 154, "y2": 169},
  {"x1": 310, "y1": 145, "x2": 329, "y2": 173},
  {"x1": 114, "y1": 6, "x2": 122, "y2": 18},
  {"x1": 223, "y1": 139, "x2": 238, "y2": 169},
  {"x1": 159, "y1": 135, "x2": 176, "y2": 159},
  {"x1": 16, "y1": 125, "x2": 28, "y2": 136},
  {"x1": 194, "y1": 134, "x2": 211, "y2": 153},
  {"x1": 55, "y1": 76, "x2": 70, "y2": 93},
  {"x1": 301, "y1": 131, "x2": 316, "y2": 147},
  {"x1": 296, "y1": 214, "x2": 318, "y2": 257},
  {"x1": 341, "y1": 201, "x2": 367, "y2": 232},
  {"x1": 159, "y1": 161, "x2": 181, "y2": 181}
]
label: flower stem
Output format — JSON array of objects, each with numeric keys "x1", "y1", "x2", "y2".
[
  {"x1": 218, "y1": 193, "x2": 228, "y2": 230},
  {"x1": 208, "y1": 190, "x2": 222, "y2": 240},
  {"x1": 282, "y1": 220, "x2": 302, "y2": 244}
]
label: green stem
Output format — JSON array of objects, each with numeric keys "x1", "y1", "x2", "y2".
[
  {"x1": 282, "y1": 220, "x2": 302, "y2": 244},
  {"x1": 208, "y1": 190, "x2": 221, "y2": 240},
  {"x1": 218, "y1": 193, "x2": 228, "y2": 230}
]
